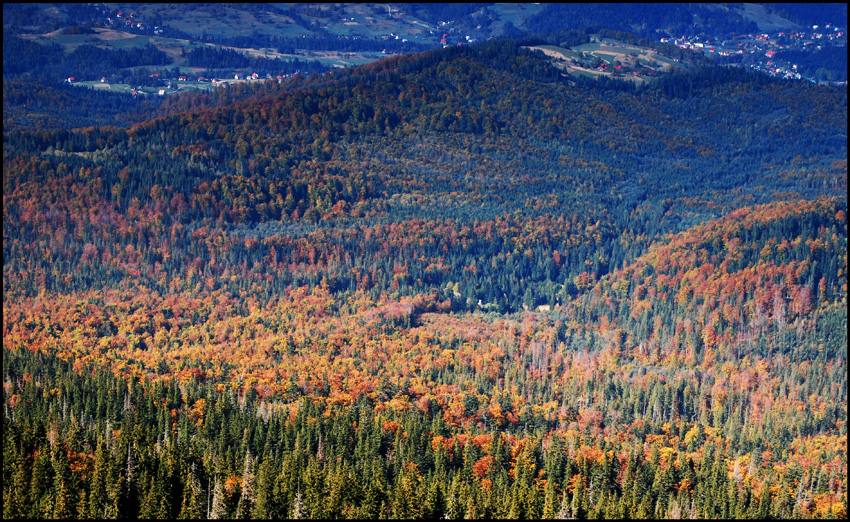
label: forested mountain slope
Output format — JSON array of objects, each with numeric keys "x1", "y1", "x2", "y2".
[{"x1": 3, "y1": 38, "x2": 847, "y2": 519}]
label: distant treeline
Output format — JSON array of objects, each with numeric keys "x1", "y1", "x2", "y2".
[
  {"x1": 2, "y1": 35, "x2": 171, "y2": 82},
  {"x1": 775, "y1": 46, "x2": 848, "y2": 82},
  {"x1": 2, "y1": 34, "x2": 65, "y2": 76},
  {"x1": 405, "y1": 3, "x2": 490, "y2": 25},
  {"x1": 2, "y1": 77, "x2": 167, "y2": 130},
  {"x1": 523, "y1": 3, "x2": 759, "y2": 39},
  {"x1": 66, "y1": 43, "x2": 172, "y2": 70},
  {"x1": 185, "y1": 46, "x2": 327, "y2": 76},
  {"x1": 762, "y1": 2, "x2": 848, "y2": 27},
  {"x1": 187, "y1": 30, "x2": 434, "y2": 56},
  {"x1": 2, "y1": 3, "x2": 102, "y2": 35}
]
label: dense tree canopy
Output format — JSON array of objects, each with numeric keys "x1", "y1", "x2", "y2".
[{"x1": 3, "y1": 37, "x2": 847, "y2": 519}]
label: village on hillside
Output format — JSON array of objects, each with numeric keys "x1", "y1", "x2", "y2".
[
  {"x1": 36, "y1": 4, "x2": 850, "y2": 95},
  {"x1": 664, "y1": 23, "x2": 846, "y2": 84}
]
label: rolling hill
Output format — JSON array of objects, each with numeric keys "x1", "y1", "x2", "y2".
[{"x1": 2, "y1": 34, "x2": 847, "y2": 520}]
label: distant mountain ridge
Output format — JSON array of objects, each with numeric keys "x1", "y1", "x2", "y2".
[{"x1": 4, "y1": 38, "x2": 845, "y2": 301}]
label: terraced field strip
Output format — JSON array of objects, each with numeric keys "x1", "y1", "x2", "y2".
[
  {"x1": 594, "y1": 52, "x2": 617, "y2": 64},
  {"x1": 530, "y1": 45, "x2": 579, "y2": 61}
]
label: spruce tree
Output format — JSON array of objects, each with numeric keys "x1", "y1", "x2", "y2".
[
  {"x1": 464, "y1": 487, "x2": 480, "y2": 519},
  {"x1": 251, "y1": 456, "x2": 275, "y2": 519},
  {"x1": 291, "y1": 490, "x2": 305, "y2": 520},
  {"x1": 210, "y1": 475, "x2": 228, "y2": 519},
  {"x1": 758, "y1": 480, "x2": 772, "y2": 519},
  {"x1": 89, "y1": 440, "x2": 109, "y2": 518},
  {"x1": 556, "y1": 488, "x2": 572, "y2": 519},
  {"x1": 6, "y1": 451, "x2": 29, "y2": 519},
  {"x1": 525, "y1": 480, "x2": 542, "y2": 520},
  {"x1": 542, "y1": 477, "x2": 558, "y2": 519},
  {"x1": 29, "y1": 448, "x2": 54, "y2": 518},
  {"x1": 76, "y1": 489, "x2": 88, "y2": 519},
  {"x1": 179, "y1": 462, "x2": 204, "y2": 519},
  {"x1": 423, "y1": 476, "x2": 445, "y2": 519},
  {"x1": 236, "y1": 451, "x2": 256, "y2": 518},
  {"x1": 51, "y1": 445, "x2": 75, "y2": 519}
]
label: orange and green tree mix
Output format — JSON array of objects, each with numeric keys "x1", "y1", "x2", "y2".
[{"x1": 3, "y1": 39, "x2": 847, "y2": 518}]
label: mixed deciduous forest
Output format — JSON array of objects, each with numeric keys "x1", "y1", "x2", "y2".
[{"x1": 3, "y1": 33, "x2": 847, "y2": 519}]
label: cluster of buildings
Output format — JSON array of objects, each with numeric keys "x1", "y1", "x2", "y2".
[
  {"x1": 660, "y1": 23, "x2": 846, "y2": 84},
  {"x1": 96, "y1": 5, "x2": 167, "y2": 36}
]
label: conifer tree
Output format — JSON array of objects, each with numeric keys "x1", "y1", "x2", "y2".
[
  {"x1": 139, "y1": 473, "x2": 158, "y2": 519},
  {"x1": 76, "y1": 489, "x2": 88, "y2": 519},
  {"x1": 360, "y1": 460, "x2": 386, "y2": 519},
  {"x1": 251, "y1": 455, "x2": 275, "y2": 519},
  {"x1": 446, "y1": 474, "x2": 464, "y2": 519},
  {"x1": 210, "y1": 475, "x2": 228, "y2": 519},
  {"x1": 525, "y1": 479, "x2": 542, "y2": 520},
  {"x1": 28, "y1": 446, "x2": 53, "y2": 518},
  {"x1": 236, "y1": 451, "x2": 256, "y2": 518},
  {"x1": 542, "y1": 477, "x2": 558, "y2": 519},
  {"x1": 6, "y1": 451, "x2": 29, "y2": 520},
  {"x1": 464, "y1": 486, "x2": 480, "y2": 519},
  {"x1": 89, "y1": 440, "x2": 109, "y2": 518},
  {"x1": 51, "y1": 445, "x2": 75, "y2": 519},
  {"x1": 423, "y1": 475, "x2": 445, "y2": 519},
  {"x1": 509, "y1": 482, "x2": 526, "y2": 519},
  {"x1": 393, "y1": 469, "x2": 422, "y2": 519},
  {"x1": 105, "y1": 453, "x2": 124, "y2": 519},
  {"x1": 571, "y1": 474, "x2": 588, "y2": 519},
  {"x1": 124, "y1": 442, "x2": 140, "y2": 517},
  {"x1": 154, "y1": 459, "x2": 174, "y2": 519},
  {"x1": 556, "y1": 487, "x2": 573, "y2": 519},
  {"x1": 179, "y1": 462, "x2": 204, "y2": 519},
  {"x1": 635, "y1": 492, "x2": 653, "y2": 519},
  {"x1": 292, "y1": 489, "x2": 306, "y2": 520},
  {"x1": 758, "y1": 480, "x2": 773, "y2": 519},
  {"x1": 651, "y1": 451, "x2": 677, "y2": 514}
]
